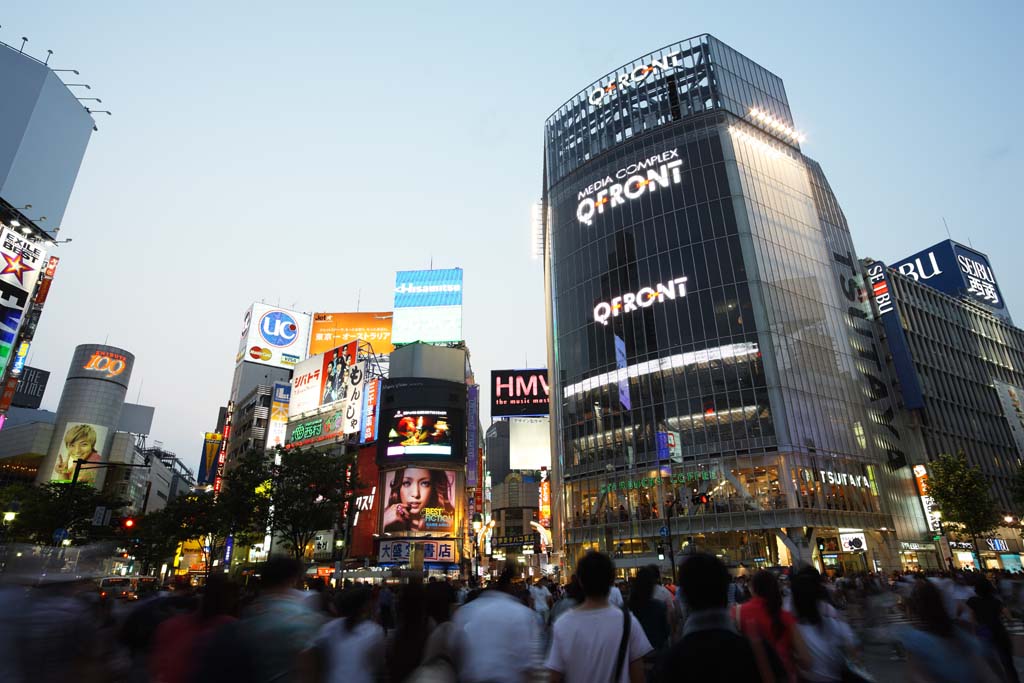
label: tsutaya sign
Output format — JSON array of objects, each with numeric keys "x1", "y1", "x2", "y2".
[
  {"x1": 594, "y1": 277, "x2": 688, "y2": 326},
  {"x1": 587, "y1": 51, "x2": 683, "y2": 106},
  {"x1": 576, "y1": 149, "x2": 684, "y2": 227},
  {"x1": 819, "y1": 469, "x2": 869, "y2": 488}
]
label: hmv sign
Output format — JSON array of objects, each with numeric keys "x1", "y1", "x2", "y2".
[
  {"x1": 893, "y1": 240, "x2": 1010, "y2": 322},
  {"x1": 491, "y1": 369, "x2": 550, "y2": 417}
]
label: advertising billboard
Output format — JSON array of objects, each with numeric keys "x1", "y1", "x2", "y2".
[
  {"x1": 73, "y1": 347, "x2": 134, "y2": 389},
  {"x1": 865, "y1": 262, "x2": 925, "y2": 410},
  {"x1": 491, "y1": 369, "x2": 550, "y2": 417},
  {"x1": 310, "y1": 312, "x2": 394, "y2": 356},
  {"x1": 391, "y1": 268, "x2": 464, "y2": 344},
  {"x1": 508, "y1": 417, "x2": 551, "y2": 471},
  {"x1": 360, "y1": 378, "x2": 382, "y2": 444},
  {"x1": 197, "y1": 432, "x2": 223, "y2": 486},
  {"x1": 466, "y1": 385, "x2": 480, "y2": 486},
  {"x1": 378, "y1": 539, "x2": 458, "y2": 564},
  {"x1": 892, "y1": 240, "x2": 1011, "y2": 322},
  {"x1": 384, "y1": 409, "x2": 459, "y2": 460},
  {"x1": 349, "y1": 446, "x2": 380, "y2": 558},
  {"x1": 289, "y1": 354, "x2": 325, "y2": 417},
  {"x1": 0, "y1": 227, "x2": 47, "y2": 378},
  {"x1": 11, "y1": 366, "x2": 48, "y2": 409},
  {"x1": 288, "y1": 343, "x2": 362, "y2": 419},
  {"x1": 380, "y1": 467, "x2": 459, "y2": 537},
  {"x1": 266, "y1": 382, "x2": 291, "y2": 450},
  {"x1": 49, "y1": 422, "x2": 110, "y2": 485},
  {"x1": 235, "y1": 303, "x2": 311, "y2": 370}
]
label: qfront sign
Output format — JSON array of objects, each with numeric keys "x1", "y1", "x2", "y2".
[
  {"x1": 594, "y1": 277, "x2": 688, "y2": 326},
  {"x1": 892, "y1": 240, "x2": 1010, "y2": 322},
  {"x1": 587, "y1": 51, "x2": 682, "y2": 107},
  {"x1": 491, "y1": 369, "x2": 550, "y2": 417},
  {"x1": 576, "y1": 149, "x2": 684, "y2": 227}
]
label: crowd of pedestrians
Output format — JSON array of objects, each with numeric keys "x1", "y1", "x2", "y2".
[{"x1": 3, "y1": 551, "x2": 1024, "y2": 681}]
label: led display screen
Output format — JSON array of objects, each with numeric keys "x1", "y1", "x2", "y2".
[
  {"x1": 385, "y1": 410, "x2": 453, "y2": 458},
  {"x1": 379, "y1": 467, "x2": 459, "y2": 537}
]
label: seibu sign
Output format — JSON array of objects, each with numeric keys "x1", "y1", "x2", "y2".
[
  {"x1": 576, "y1": 149, "x2": 684, "y2": 227},
  {"x1": 491, "y1": 369, "x2": 550, "y2": 417},
  {"x1": 594, "y1": 277, "x2": 688, "y2": 326}
]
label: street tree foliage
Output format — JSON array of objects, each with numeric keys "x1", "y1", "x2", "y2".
[
  {"x1": 0, "y1": 481, "x2": 127, "y2": 545},
  {"x1": 157, "y1": 449, "x2": 272, "y2": 576},
  {"x1": 268, "y1": 447, "x2": 355, "y2": 562},
  {"x1": 926, "y1": 452, "x2": 1001, "y2": 552}
]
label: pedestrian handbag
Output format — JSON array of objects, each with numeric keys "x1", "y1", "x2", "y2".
[{"x1": 613, "y1": 605, "x2": 631, "y2": 683}]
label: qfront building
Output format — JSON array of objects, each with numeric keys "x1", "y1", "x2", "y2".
[{"x1": 541, "y1": 35, "x2": 930, "y2": 577}]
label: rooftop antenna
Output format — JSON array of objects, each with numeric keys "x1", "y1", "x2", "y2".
[
  {"x1": 429, "y1": 255, "x2": 433, "y2": 270},
  {"x1": 103, "y1": 333, "x2": 109, "y2": 345},
  {"x1": 942, "y1": 217, "x2": 952, "y2": 240},
  {"x1": 136, "y1": 376, "x2": 144, "y2": 403},
  {"x1": 45, "y1": 49, "x2": 52, "y2": 65},
  {"x1": 19, "y1": 37, "x2": 27, "y2": 53}
]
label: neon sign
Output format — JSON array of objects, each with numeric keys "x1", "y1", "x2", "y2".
[
  {"x1": 594, "y1": 277, "x2": 688, "y2": 326},
  {"x1": 82, "y1": 351, "x2": 127, "y2": 378},
  {"x1": 587, "y1": 51, "x2": 682, "y2": 106},
  {"x1": 576, "y1": 149, "x2": 684, "y2": 227}
]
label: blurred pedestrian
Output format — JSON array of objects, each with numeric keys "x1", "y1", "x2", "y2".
[
  {"x1": 238, "y1": 556, "x2": 325, "y2": 683},
  {"x1": 150, "y1": 573, "x2": 237, "y2": 683},
  {"x1": 737, "y1": 570, "x2": 795, "y2": 681},
  {"x1": 304, "y1": 585, "x2": 384, "y2": 683},
  {"x1": 546, "y1": 551, "x2": 652, "y2": 683},
  {"x1": 550, "y1": 575, "x2": 583, "y2": 625},
  {"x1": 791, "y1": 570, "x2": 857, "y2": 683},
  {"x1": 450, "y1": 567, "x2": 542, "y2": 682},
  {"x1": 895, "y1": 579, "x2": 1000, "y2": 682},
  {"x1": 629, "y1": 566, "x2": 670, "y2": 680},
  {"x1": 387, "y1": 581, "x2": 431, "y2": 683},
  {"x1": 966, "y1": 576, "x2": 1019, "y2": 683},
  {"x1": 657, "y1": 553, "x2": 762, "y2": 682},
  {"x1": 529, "y1": 578, "x2": 553, "y2": 623}
]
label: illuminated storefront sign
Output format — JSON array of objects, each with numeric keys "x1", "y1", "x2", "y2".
[
  {"x1": 576, "y1": 149, "x2": 684, "y2": 227},
  {"x1": 587, "y1": 51, "x2": 682, "y2": 106},
  {"x1": 378, "y1": 539, "x2": 458, "y2": 563},
  {"x1": 599, "y1": 469, "x2": 719, "y2": 495},
  {"x1": 491, "y1": 369, "x2": 549, "y2": 417},
  {"x1": 819, "y1": 470, "x2": 869, "y2": 488},
  {"x1": 913, "y1": 464, "x2": 942, "y2": 533},
  {"x1": 986, "y1": 538, "x2": 1009, "y2": 552},
  {"x1": 10, "y1": 340, "x2": 29, "y2": 377},
  {"x1": 81, "y1": 350, "x2": 128, "y2": 379},
  {"x1": 594, "y1": 277, "x2": 688, "y2": 326}
]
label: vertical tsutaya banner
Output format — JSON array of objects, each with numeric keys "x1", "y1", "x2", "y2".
[
  {"x1": 197, "y1": 432, "x2": 223, "y2": 486},
  {"x1": 390, "y1": 268, "x2": 464, "y2": 344},
  {"x1": 266, "y1": 382, "x2": 291, "y2": 450},
  {"x1": 466, "y1": 385, "x2": 480, "y2": 487},
  {"x1": 614, "y1": 334, "x2": 630, "y2": 410},
  {"x1": 0, "y1": 227, "x2": 47, "y2": 378}
]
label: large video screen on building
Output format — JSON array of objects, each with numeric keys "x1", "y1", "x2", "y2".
[
  {"x1": 379, "y1": 467, "x2": 459, "y2": 537},
  {"x1": 508, "y1": 416, "x2": 552, "y2": 470},
  {"x1": 385, "y1": 410, "x2": 453, "y2": 458}
]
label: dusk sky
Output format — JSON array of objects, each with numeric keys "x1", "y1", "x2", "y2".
[{"x1": 5, "y1": 2, "x2": 1021, "y2": 471}]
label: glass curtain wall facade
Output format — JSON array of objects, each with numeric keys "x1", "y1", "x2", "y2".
[{"x1": 543, "y1": 35, "x2": 928, "y2": 575}]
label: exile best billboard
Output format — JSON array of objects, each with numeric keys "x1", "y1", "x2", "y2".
[
  {"x1": 892, "y1": 240, "x2": 1011, "y2": 322},
  {"x1": 491, "y1": 369, "x2": 550, "y2": 417}
]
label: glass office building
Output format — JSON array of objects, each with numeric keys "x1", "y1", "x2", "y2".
[{"x1": 542, "y1": 35, "x2": 929, "y2": 575}]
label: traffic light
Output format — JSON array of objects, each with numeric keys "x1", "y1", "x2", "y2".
[
  {"x1": 122, "y1": 517, "x2": 136, "y2": 530},
  {"x1": 657, "y1": 544, "x2": 665, "y2": 561},
  {"x1": 691, "y1": 493, "x2": 711, "y2": 506}
]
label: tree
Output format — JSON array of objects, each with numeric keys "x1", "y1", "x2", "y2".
[
  {"x1": 126, "y1": 504, "x2": 187, "y2": 574},
  {"x1": 926, "y1": 452, "x2": 1001, "y2": 557},
  {"x1": 159, "y1": 449, "x2": 272, "y2": 577},
  {"x1": 0, "y1": 481, "x2": 127, "y2": 545},
  {"x1": 268, "y1": 448, "x2": 355, "y2": 562}
]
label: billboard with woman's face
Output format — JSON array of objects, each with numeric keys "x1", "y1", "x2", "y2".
[
  {"x1": 379, "y1": 467, "x2": 459, "y2": 537},
  {"x1": 49, "y1": 422, "x2": 109, "y2": 485}
]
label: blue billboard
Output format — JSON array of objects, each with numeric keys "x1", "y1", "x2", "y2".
[
  {"x1": 892, "y1": 240, "x2": 1010, "y2": 322},
  {"x1": 865, "y1": 262, "x2": 924, "y2": 410},
  {"x1": 393, "y1": 268, "x2": 464, "y2": 309}
]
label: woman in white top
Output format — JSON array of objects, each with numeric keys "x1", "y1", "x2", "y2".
[
  {"x1": 304, "y1": 585, "x2": 386, "y2": 683},
  {"x1": 790, "y1": 571, "x2": 856, "y2": 683}
]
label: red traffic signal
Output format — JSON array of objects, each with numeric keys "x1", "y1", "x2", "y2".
[{"x1": 122, "y1": 518, "x2": 136, "y2": 529}]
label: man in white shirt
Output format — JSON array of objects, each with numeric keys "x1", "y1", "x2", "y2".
[
  {"x1": 546, "y1": 552, "x2": 652, "y2": 683},
  {"x1": 451, "y1": 569, "x2": 543, "y2": 683}
]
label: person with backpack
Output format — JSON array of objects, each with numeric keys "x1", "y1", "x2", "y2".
[
  {"x1": 546, "y1": 551, "x2": 653, "y2": 683},
  {"x1": 657, "y1": 554, "x2": 764, "y2": 682}
]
